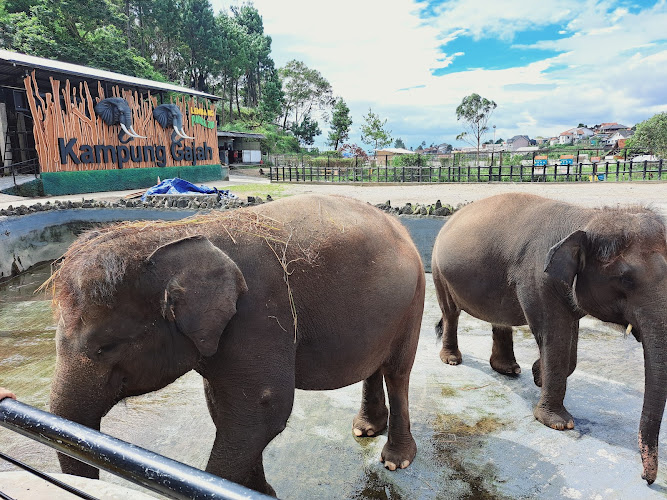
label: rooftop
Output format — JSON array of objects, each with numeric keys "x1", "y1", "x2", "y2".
[{"x1": 0, "y1": 50, "x2": 220, "y2": 100}]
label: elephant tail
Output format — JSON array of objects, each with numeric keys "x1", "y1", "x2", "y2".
[{"x1": 435, "y1": 317, "x2": 444, "y2": 341}]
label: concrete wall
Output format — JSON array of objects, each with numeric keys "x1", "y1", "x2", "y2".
[
  {"x1": 0, "y1": 210, "x2": 446, "y2": 280},
  {"x1": 0, "y1": 209, "x2": 196, "y2": 279}
]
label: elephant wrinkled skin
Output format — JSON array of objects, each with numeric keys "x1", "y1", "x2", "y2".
[
  {"x1": 49, "y1": 194, "x2": 425, "y2": 495},
  {"x1": 432, "y1": 193, "x2": 667, "y2": 484}
]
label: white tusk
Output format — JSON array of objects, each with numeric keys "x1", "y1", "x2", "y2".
[
  {"x1": 177, "y1": 127, "x2": 195, "y2": 140},
  {"x1": 120, "y1": 123, "x2": 144, "y2": 139},
  {"x1": 129, "y1": 125, "x2": 147, "y2": 139},
  {"x1": 626, "y1": 324, "x2": 633, "y2": 335}
]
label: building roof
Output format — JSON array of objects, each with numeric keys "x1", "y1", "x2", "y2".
[
  {"x1": 375, "y1": 148, "x2": 414, "y2": 154},
  {"x1": 217, "y1": 131, "x2": 265, "y2": 140},
  {"x1": 0, "y1": 49, "x2": 221, "y2": 100},
  {"x1": 508, "y1": 135, "x2": 529, "y2": 142}
]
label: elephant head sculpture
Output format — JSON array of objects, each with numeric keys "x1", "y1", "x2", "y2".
[
  {"x1": 94, "y1": 97, "x2": 147, "y2": 144},
  {"x1": 153, "y1": 104, "x2": 195, "y2": 144}
]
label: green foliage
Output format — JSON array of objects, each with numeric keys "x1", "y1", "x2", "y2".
[
  {"x1": 291, "y1": 114, "x2": 321, "y2": 146},
  {"x1": 258, "y1": 70, "x2": 284, "y2": 125},
  {"x1": 391, "y1": 154, "x2": 420, "y2": 167},
  {"x1": 327, "y1": 97, "x2": 352, "y2": 150},
  {"x1": 360, "y1": 108, "x2": 392, "y2": 151},
  {"x1": 626, "y1": 112, "x2": 667, "y2": 158},
  {"x1": 394, "y1": 138, "x2": 406, "y2": 149}
]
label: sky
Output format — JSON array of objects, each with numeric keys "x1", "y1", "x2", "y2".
[{"x1": 211, "y1": 0, "x2": 667, "y2": 151}]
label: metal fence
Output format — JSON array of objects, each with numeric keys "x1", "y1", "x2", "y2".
[
  {"x1": 0, "y1": 398, "x2": 270, "y2": 500},
  {"x1": 269, "y1": 159, "x2": 665, "y2": 183}
]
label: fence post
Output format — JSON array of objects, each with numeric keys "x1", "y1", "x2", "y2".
[{"x1": 659, "y1": 159, "x2": 663, "y2": 180}]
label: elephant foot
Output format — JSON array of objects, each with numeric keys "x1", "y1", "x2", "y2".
[
  {"x1": 532, "y1": 359, "x2": 542, "y2": 387},
  {"x1": 353, "y1": 405, "x2": 388, "y2": 437},
  {"x1": 533, "y1": 403, "x2": 574, "y2": 431},
  {"x1": 490, "y1": 356, "x2": 521, "y2": 376},
  {"x1": 381, "y1": 434, "x2": 417, "y2": 471},
  {"x1": 439, "y1": 347, "x2": 462, "y2": 365}
]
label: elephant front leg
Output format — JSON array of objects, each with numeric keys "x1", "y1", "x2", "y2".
[
  {"x1": 532, "y1": 322, "x2": 578, "y2": 431},
  {"x1": 353, "y1": 369, "x2": 389, "y2": 437},
  {"x1": 203, "y1": 367, "x2": 295, "y2": 495}
]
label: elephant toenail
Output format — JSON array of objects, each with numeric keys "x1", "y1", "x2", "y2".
[
  {"x1": 384, "y1": 461, "x2": 397, "y2": 471},
  {"x1": 400, "y1": 460, "x2": 410, "y2": 469},
  {"x1": 353, "y1": 428, "x2": 363, "y2": 437},
  {"x1": 367, "y1": 430, "x2": 374, "y2": 436}
]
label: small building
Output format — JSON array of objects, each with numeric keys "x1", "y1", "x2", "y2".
[
  {"x1": 217, "y1": 131, "x2": 265, "y2": 165},
  {"x1": 606, "y1": 129, "x2": 633, "y2": 146},
  {"x1": 507, "y1": 135, "x2": 530, "y2": 151},
  {"x1": 375, "y1": 147, "x2": 414, "y2": 163}
]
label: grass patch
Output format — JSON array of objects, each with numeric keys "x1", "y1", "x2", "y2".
[{"x1": 227, "y1": 183, "x2": 286, "y2": 199}]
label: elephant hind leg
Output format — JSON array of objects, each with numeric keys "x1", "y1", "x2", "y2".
[
  {"x1": 353, "y1": 369, "x2": 389, "y2": 437},
  {"x1": 490, "y1": 325, "x2": 521, "y2": 375},
  {"x1": 434, "y1": 280, "x2": 462, "y2": 365}
]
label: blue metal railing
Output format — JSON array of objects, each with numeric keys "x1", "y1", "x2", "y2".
[{"x1": 0, "y1": 398, "x2": 271, "y2": 500}]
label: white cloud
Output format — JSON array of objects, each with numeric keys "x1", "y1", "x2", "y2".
[{"x1": 211, "y1": 0, "x2": 667, "y2": 149}]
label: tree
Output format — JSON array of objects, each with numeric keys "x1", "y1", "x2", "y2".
[
  {"x1": 279, "y1": 60, "x2": 333, "y2": 130},
  {"x1": 360, "y1": 108, "x2": 392, "y2": 151},
  {"x1": 291, "y1": 113, "x2": 321, "y2": 146},
  {"x1": 394, "y1": 138, "x2": 406, "y2": 149},
  {"x1": 626, "y1": 112, "x2": 667, "y2": 158},
  {"x1": 455, "y1": 93, "x2": 497, "y2": 165},
  {"x1": 327, "y1": 98, "x2": 352, "y2": 150},
  {"x1": 257, "y1": 69, "x2": 284, "y2": 125}
]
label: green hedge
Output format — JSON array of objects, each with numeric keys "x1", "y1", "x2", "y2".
[
  {"x1": 1, "y1": 179, "x2": 45, "y2": 197},
  {"x1": 40, "y1": 164, "x2": 227, "y2": 196}
]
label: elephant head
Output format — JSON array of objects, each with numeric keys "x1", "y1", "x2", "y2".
[
  {"x1": 153, "y1": 104, "x2": 195, "y2": 145},
  {"x1": 49, "y1": 234, "x2": 247, "y2": 478},
  {"x1": 94, "y1": 97, "x2": 147, "y2": 144},
  {"x1": 545, "y1": 207, "x2": 667, "y2": 484}
]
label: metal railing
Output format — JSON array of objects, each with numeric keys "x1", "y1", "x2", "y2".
[
  {"x1": 268, "y1": 159, "x2": 665, "y2": 184},
  {"x1": 0, "y1": 398, "x2": 270, "y2": 500}
]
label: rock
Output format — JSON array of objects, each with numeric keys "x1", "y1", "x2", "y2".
[
  {"x1": 435, "y1": 199, "x2": 442, "y2": 209},
  {"x1": 247, "y1": 196, "x2": 256, "y2": 204},
  {"x1": 266, "y1": 195, "x2": 273, "y2": 201},
  {"x1": 176, "y1": 198, "x2": 189, "y2": 208}
]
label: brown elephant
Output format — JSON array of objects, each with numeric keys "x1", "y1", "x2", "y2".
[
  {"x1": 432, "y1": 193, "x2": 667, "y2": 484},
  {"x1": 48, "y1": 194, "x2": 425, "y2": 495}
]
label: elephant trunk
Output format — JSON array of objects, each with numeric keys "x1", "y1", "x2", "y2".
[
  {"x1": 49, "y1": 363, "x2": 109, "y2": 479},
  {"x1": 638, "y1": 324, "x2": 667, "y2": 484}
]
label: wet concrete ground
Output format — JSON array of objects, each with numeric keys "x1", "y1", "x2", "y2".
[{"x1": 1, "y1": 265, "x2": 666, "y2": 499}]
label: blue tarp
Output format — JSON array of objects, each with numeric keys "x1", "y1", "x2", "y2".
[{"x1": 141, "y1": 178, "x2": 236, "y2": 201}]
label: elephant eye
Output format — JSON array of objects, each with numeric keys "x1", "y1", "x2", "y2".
[{"x1": 96, "y1": 342, "x2": 119, "y2": 356}]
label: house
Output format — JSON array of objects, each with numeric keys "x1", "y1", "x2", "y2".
[
  {"x1": 606, "y1": 129, "x2": 633, "y2": 147},
  {"x1": 507, "y1": 135, "x2": 530, "y2": 151},
  {"x1": 559, "y1": 127, "x2": 594, "y2": 145},
  {"x1": 597, "y1": 122, "x2": 629, "y2": 134}
]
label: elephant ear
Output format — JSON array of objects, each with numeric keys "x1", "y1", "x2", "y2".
[
  {"x1": 152, "y1": 104, "x2": 172, "y2": 129},
  {"x1": 146, "y1": 236, "x2": 248, "y2": 356},
  {"x1": 94, "y1": 99, "x2": 116, "y2": 126},
  {"x1": 544, "y1": 230, "x2": 587, "y2": 286}
]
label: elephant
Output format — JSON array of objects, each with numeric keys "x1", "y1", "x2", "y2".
[
  {"x1": 94, "y1": 97, "x2": 147, "y2": 144},
  {"x1": 431, "y1": 193, "x2": 667, "y2": 484},
  {"x1": 48, "y1": 194, "x2": 425, "y2": 495},
  {"x1": 152, "y1": 104, "x2": 195, "y2": 144}
]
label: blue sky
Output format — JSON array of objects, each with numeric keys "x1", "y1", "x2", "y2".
[{"x1": 213, "y1": 0, "x2": 667, "y2": 151}]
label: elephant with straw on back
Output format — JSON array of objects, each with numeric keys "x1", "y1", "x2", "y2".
[{"x1": 48, "y1": 194, "x2": 425, "y2": 496}]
